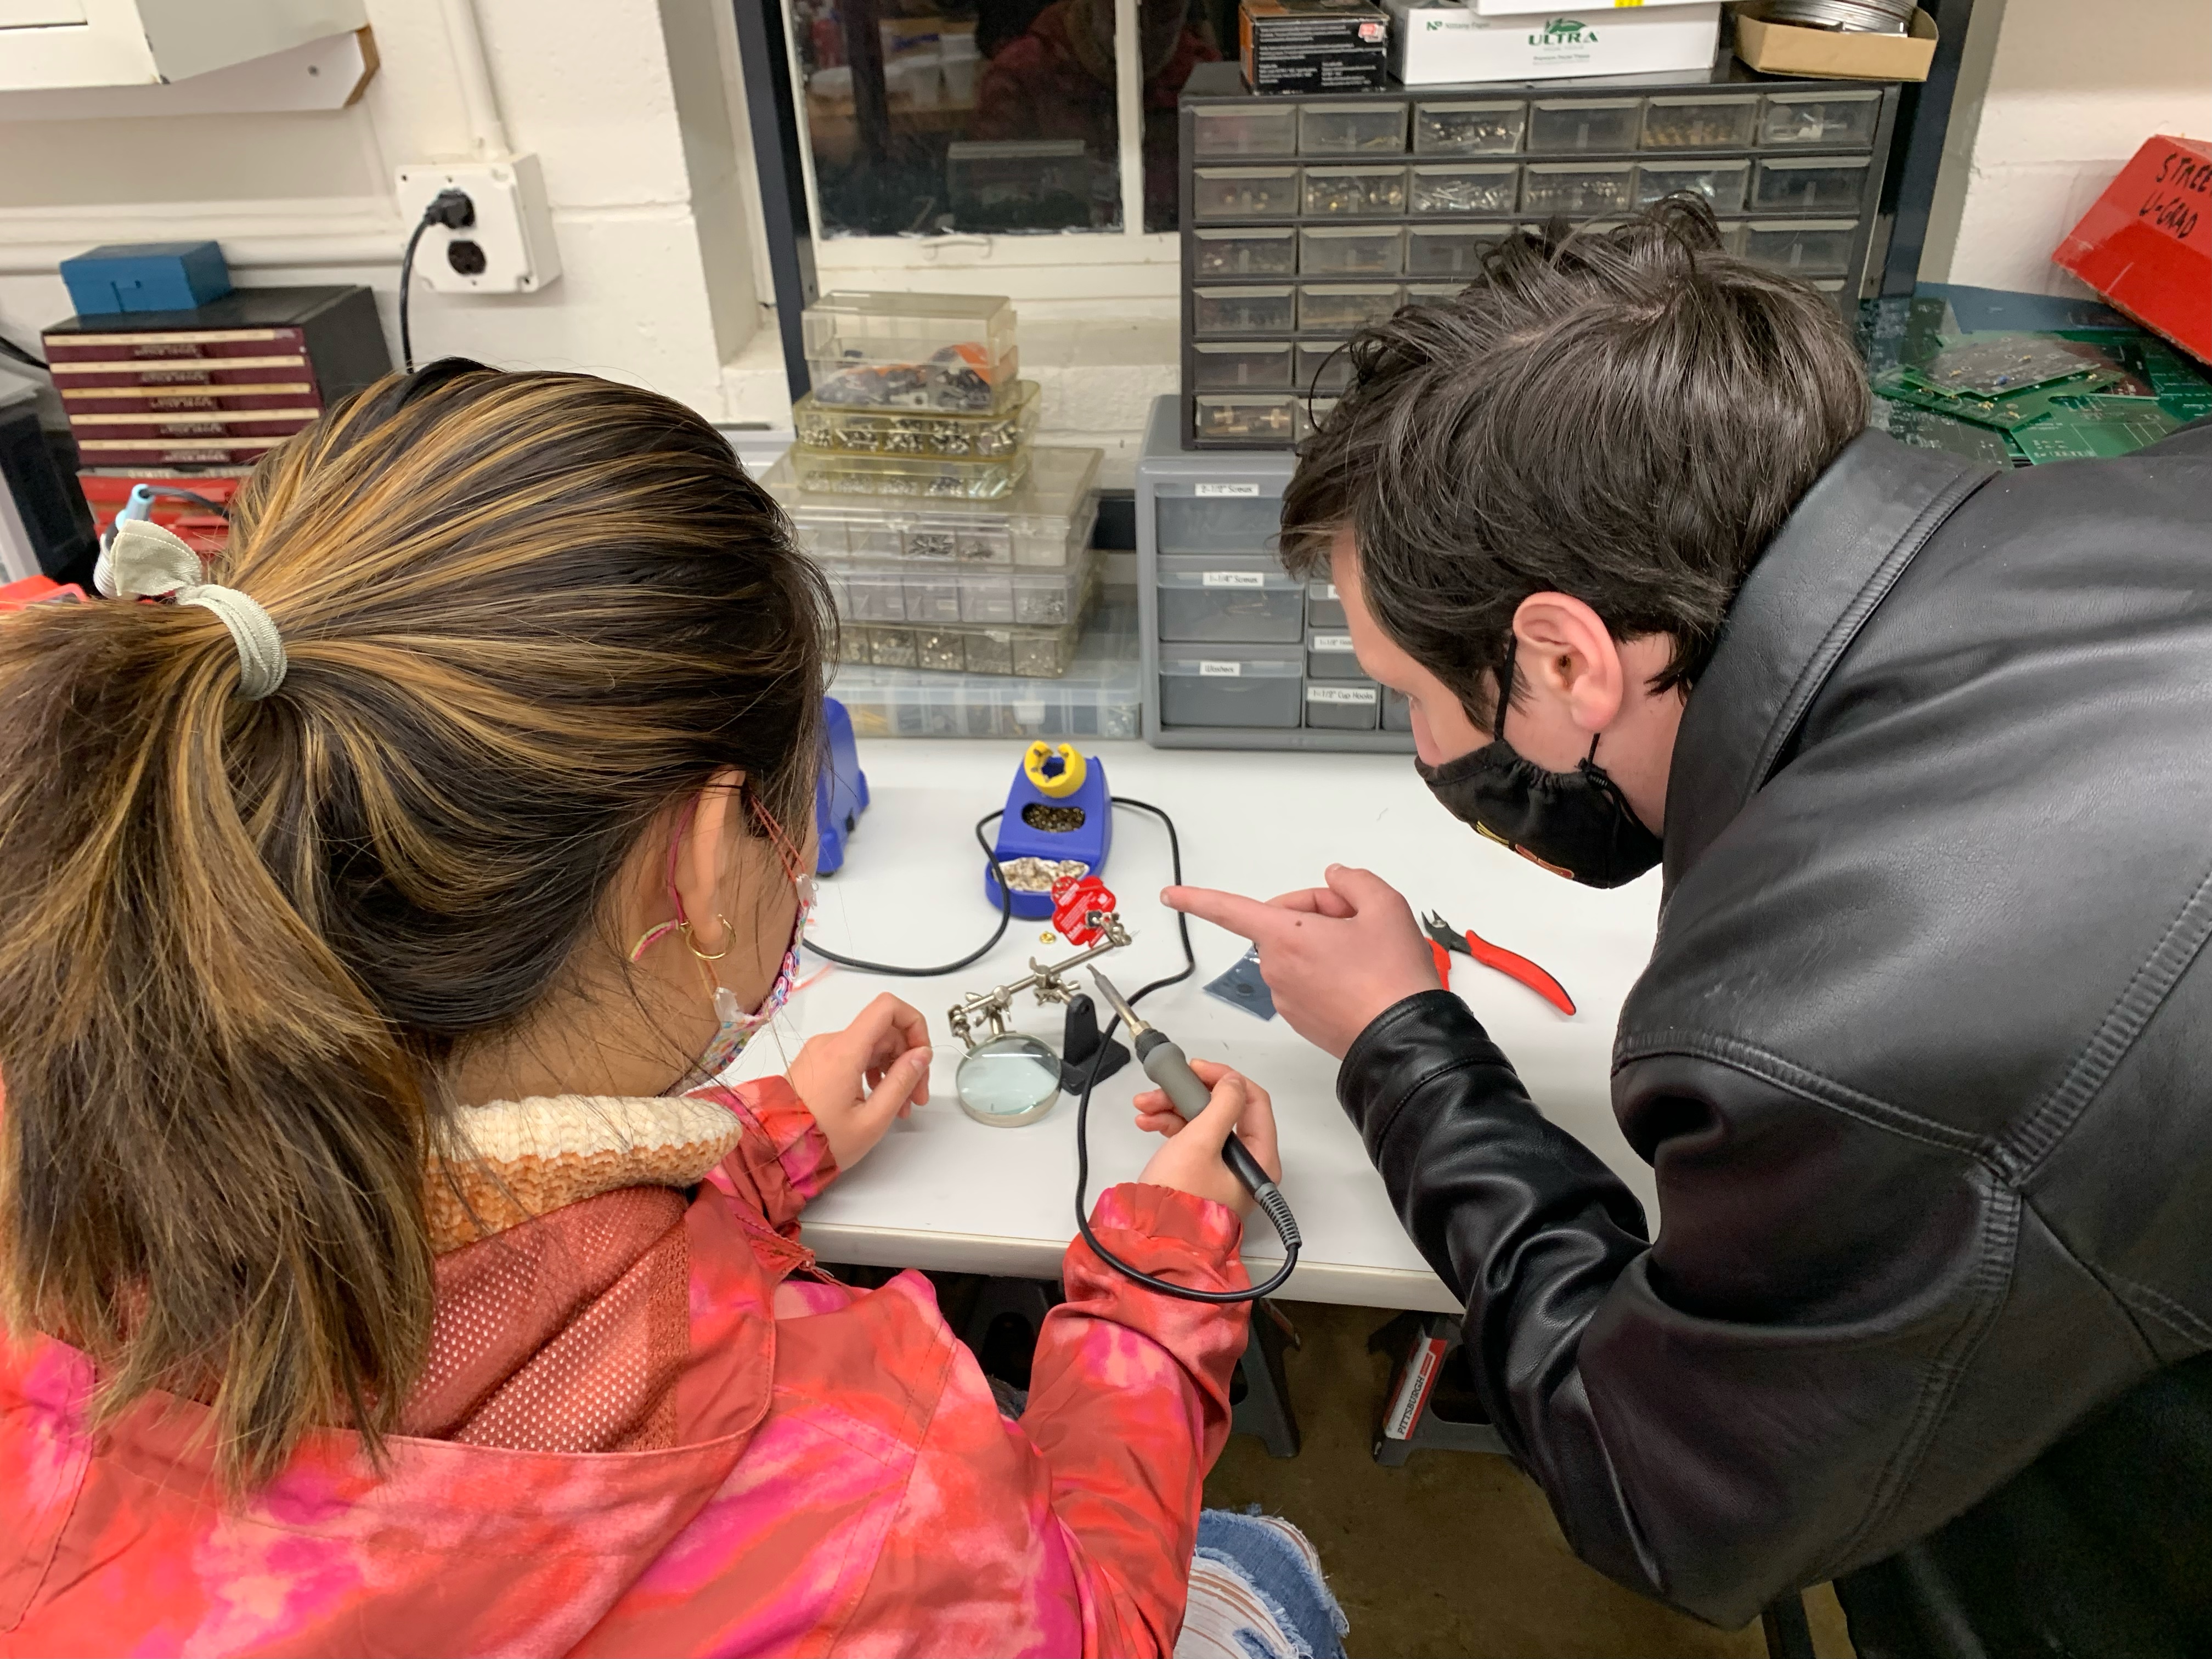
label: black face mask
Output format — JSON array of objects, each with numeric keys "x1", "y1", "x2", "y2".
[{"x1": 1414, "y1": 641, "x2": 1664, "y2": 890}]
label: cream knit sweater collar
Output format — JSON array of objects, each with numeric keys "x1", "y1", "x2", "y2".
[{"x1": 426, "y1": 1092, "x2": 742, "y2": 1254}]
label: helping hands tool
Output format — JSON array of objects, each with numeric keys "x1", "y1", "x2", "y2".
[
  {"x1": 946, "y1": 876, "x2": 1128, "y2": 1048},
  {"x1": 1088, "y1": 968, "x2": 1297, "y2": 1251},
  {"x1": 946, "y1": 876, "x2": 1130, "y2": 1128},
  {"x1": 1420, "y1": 910, "x2": 1576, "y2": 1017}
]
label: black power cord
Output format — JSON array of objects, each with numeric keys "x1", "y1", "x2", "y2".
[
  {"x1": 804, "y1": 812, "x2": 1015, "y2": 978},
  {"x1": 132, "y1": 484, "x2": 231, "y2": 518},
  {"x1": 805, "y1": 792, "x2": 1298, "y2": 1304},
  {"x1": 399, "y1": 189, "x2": 476, "y2": 372},
  {"x1": 1071, "y1": 798, "x2": 1297, "y2": 1305},
  {"x1": 0, "y1": 332, "x2": 47, "y2": 373}
]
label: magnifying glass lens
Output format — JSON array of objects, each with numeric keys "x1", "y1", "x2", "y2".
[{"x1": 956, "y1": 1034, "x2": 1062, "y2": 1126}]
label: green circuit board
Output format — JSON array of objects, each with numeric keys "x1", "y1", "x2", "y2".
[
  {"x1": 2006, "y1": 395, "x2": 2184, "y2": 464},
  {"x1": 1859, "y1": 305, "x2": 2211, "y2": 467},
  {"x1": 1869, "y1": 396, "x2": 2014, "y2": 466},
  {"x1": 1873, "y1": 365, "x2": 2129, "y2": 432}
]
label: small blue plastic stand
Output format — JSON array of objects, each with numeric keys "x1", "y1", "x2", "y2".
[
  {"x1": 815, "y1": 697, "x2": 869, "y2": 876},
  {"x1": 985, "y1": 746, "x2": 1111, "y2": 920}
]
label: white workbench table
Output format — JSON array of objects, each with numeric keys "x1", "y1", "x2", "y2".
[{"x1": 734, "y1": 740, "x2": 1662, "y2": 1314}]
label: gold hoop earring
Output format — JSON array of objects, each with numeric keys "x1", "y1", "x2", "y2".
[{"x1": 681, "y1": 914, "x2": 735, "y2": 962}]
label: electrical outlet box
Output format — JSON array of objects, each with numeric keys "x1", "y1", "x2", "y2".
[{"x1": 394, "y1": 155, "x2": 561, "y2": 295}]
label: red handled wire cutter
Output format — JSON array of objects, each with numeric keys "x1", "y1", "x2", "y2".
[{"x1": 1420, "y1": 910, "x2": 1576, "y2": 1017}]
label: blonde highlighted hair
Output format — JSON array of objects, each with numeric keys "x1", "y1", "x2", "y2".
[{"x1": 0, "y1": 362, "x2": 828, "y2": 1485}]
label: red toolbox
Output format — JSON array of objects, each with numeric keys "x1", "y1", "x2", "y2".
[
  {"x1": 2054, "y1": 135, "x2": 2211, "y2": 365},
  {"x1": 76, "y1": 475, "x2": 239, "y2": 555}
]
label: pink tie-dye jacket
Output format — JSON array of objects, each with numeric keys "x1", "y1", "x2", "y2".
[{"x1": 0, "y1": 1080, "x2": 1252, "y2": 1657}]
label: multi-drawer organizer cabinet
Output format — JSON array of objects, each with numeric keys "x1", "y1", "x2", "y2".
[
  {"x1": 1177, "y1": 58, "x2": 1903, "y2": 447},
  {"x1": 41, "y1": 286, "x2": 390, "y2": 473},
  {"x1": 1136, "y1": 397, "x2": 1410, "y2": 751}
]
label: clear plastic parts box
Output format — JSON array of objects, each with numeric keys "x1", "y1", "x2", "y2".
[
  {"x1": 837, "y1": 605, "x2": 1094, "y2": 679},
  {"x1": 830, "y1": 591, "x2": 1143, "y2": 740},
  {"x1": 761, "y1": 445, "x2": 1101, "y2": 568},
  {"x1": 788, "y1": 444, "x2": 1030, "y2": 500},
  {"x1": 792, "y1": 380, "x2": 1040, "y2": 459},
  {"x1": 830, "y1": 548, "x2": 1097, "y2": 629},
  {"x1": 802, "y1": 291, "x2": 1019, "y2": 414}
]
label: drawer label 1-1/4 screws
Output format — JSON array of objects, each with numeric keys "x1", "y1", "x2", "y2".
[
  {"x1": 1199, "y1": 661, "x2": 1243, "y2": 676},
  {"x1": 1308, "y1": 684, "x2": 1377, "y2": 705},
  {"x1": 1203, "y1": 570, "x2": 1268, "y2": 588},
  {"x1": 1195, "y1": 482, "x2": 1261, "y2": 498},
  {"x1": 1310, "y1": 633, "x2": 1357, "y2": 651}
]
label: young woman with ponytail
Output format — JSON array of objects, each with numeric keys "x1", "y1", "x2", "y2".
[{"x1": 0, "y1": 362, "x2": 1334, "y2": 1657}]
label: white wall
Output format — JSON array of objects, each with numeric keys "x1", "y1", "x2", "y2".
[
  {"x1": 1933, "y1": 0, "x2": 2211, "y2": 294},
  {"x1": 0, "y1": 0, "x2": 768, "y2": 419}
]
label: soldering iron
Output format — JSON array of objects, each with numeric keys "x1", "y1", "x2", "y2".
[
  {"x1": 1069, "y1": 961, "x2": 1301, "y2": 1305},
  {"x1": 1089, "y1": 968, "x2": 1299, "y2": 1251}
]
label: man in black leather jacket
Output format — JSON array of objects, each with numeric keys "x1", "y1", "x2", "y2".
[{"x1": 1164, "y1": 204, "x2": 2212, "y2": 1655}]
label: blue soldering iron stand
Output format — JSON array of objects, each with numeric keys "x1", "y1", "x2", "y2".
[{"x1": 985, "y1": 743, "x2": 1111, "y2": 920}]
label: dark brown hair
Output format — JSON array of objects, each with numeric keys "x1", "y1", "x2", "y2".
[
  {"x1": 1282, "y1": 198, "x2": 1870, "y2": 726},
  {"x1": 0, "y1": 362, "x2": 827, "y2": 1484}
]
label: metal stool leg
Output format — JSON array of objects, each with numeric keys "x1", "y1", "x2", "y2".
[
  {"x1": 1229, "y1": 1299, "x2": 1301, "y2": 1458},
  {"x1": 1761, "y1": 1593, "x2": 1815, "y2": 1659},
  {"x1": 1372, "y1": 1311, "x2": 1509, "y2": 1465}
]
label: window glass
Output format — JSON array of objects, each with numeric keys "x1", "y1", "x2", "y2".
[{"x1": 789, "y1": 1, "x2": 1221, "y2": 238}]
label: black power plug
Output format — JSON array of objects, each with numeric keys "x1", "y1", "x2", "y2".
[
  {"x1": 424, "y1": 187, "x2": 475, "y2": 232},
  {"x1": 399, "y1": 188, "x2": 481, "y2": 370}
]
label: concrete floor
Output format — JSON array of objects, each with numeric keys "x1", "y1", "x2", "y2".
[{"x1": 1206, "y1": 1302, "x2": 1859, "y2": 1659}]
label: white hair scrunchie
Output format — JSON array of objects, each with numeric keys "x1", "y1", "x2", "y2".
[{"x1": 94, "y1": 517, "x2": 287, "y2": 699}]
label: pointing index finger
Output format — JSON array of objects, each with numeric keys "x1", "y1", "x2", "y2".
[{"x1": 1161, "y1": 884, "x2": 1295, "y2": 947}]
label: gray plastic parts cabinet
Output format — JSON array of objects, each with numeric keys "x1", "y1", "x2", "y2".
[
  {"x1": 1176, "y1": 58, "x2": 1905, "y2": 449},
  {"x1": 1137, "y1": 397, "x2": 1413, "y2": 752}
]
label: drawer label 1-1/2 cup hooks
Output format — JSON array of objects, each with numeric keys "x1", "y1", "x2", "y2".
[
  {"x1": 1308, "y1": 684, "x2": 1377, "y2": 705},
  {"x1": 1203, "y1": 570, "x2": 1268, "y2": 588},
  {"x1": 1195, "y1": 482, "x2": 1261, "y2": 497},
  {"x1": 1199, "y1": 661, "x2": 1243, "y2": 676}
]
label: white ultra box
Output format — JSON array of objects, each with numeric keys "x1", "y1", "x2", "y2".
[
  {"x1": 1471, "y1": 0, "x2": 1713, "y2": 12},
  {"x1": 1385, "y1": 2, "x2": 1724, "y2": 84}
]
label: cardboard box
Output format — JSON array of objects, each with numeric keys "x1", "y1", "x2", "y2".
[
  {"x1": 1734, "y1": 4, "x2": 1936, "y2": 81},
  {"x1": 2053, "y1": 134, "x2": 2211, "y2": 364},
  {"x1": 1385, "y1": 2, "x2": 1722, "y2": 86},
  {"x1": 1241, "y1": 0, "x2": 1390, "y2": 92}
]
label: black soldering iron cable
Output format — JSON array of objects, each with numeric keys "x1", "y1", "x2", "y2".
[
  {"x1": 1070, "y1": 1003, "x2": 1301, "y2": 1305},
  {"x1": 1072, "y1": 797, "x2": 1299, "y2": 1305},
  {"x1": 803, "y1": 812, "x2": 1015, "y2": 978}
]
